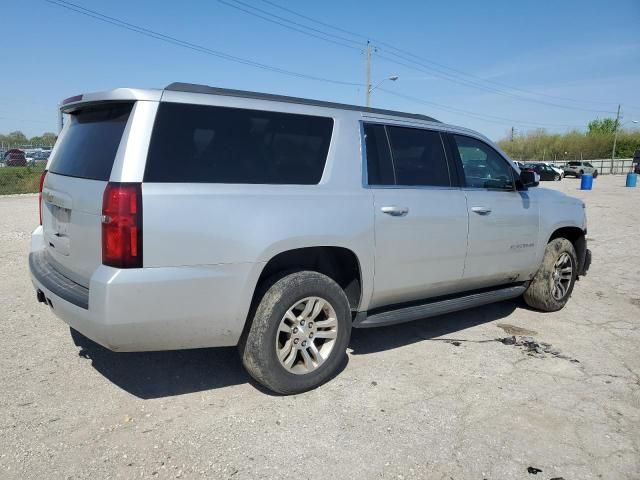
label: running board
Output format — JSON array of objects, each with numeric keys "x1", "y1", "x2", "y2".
[{"x1": 354, "y1": 284, "x2": 526, "y2": 328}]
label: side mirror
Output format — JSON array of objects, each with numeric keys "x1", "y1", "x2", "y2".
[{"x1": 518, "y1": 170, "x2": 539, "y2": 189}]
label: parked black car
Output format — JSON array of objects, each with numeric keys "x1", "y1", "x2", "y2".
[{"x1": 524, "y1": 163, "x2": 562, "y2": 181}]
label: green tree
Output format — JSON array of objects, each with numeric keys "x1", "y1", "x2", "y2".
[
  {"x1": 7, "y1": 130, "x2": 28, "y2": 145},
  {"x1": 29, "y1": 132, "x2": 57, "y2": 147},
  {"x1": 497, "y1": 118, "x2": 640, "y2": 161},
  {"x1": 587, "y1": 118, "x2": 617, "y2": 135}
]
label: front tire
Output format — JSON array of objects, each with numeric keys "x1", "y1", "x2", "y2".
[
  {"x1": 524, "y1": 238, "x2": 577, "y2": 312},
  {"x1": 240, "y1": 271, "x2": 351, "y2": 394},
  {"x1": 593, "y1": 170, "x2": 598, "y2": 178}
]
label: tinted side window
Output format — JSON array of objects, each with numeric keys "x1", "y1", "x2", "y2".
[
  {"x1": 452, "y1": 135, "x2": 513, "y2": 189},
  {"x1": 387, "y1": 126, "x2": 450, "y2": 187},
  {"x1": 364, "y1": 123, "x2": 394, "y2": 185},
  {"x1": 49, "y1": 103, "x2": 133, "y2": 181},
  {"x1": 145, "y1": 103, "x2": 333, "y2": 184}
]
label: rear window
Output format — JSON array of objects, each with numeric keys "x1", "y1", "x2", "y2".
[
  {"x1": 144, "y1": 103, "x2": 334, "y2": 184},
  {"x1": 49, "y1": 103, "x2": 133, "y2": 181}
]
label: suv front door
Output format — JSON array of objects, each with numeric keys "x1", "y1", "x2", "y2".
[
  {"x1": 364, "y1": 123, "x2": 468, "y2": 309},
  {"x1": 449, "y1": 134, "x2": 539, "y2": 290}
]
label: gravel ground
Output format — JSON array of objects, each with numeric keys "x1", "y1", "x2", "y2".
[{"x1": 1, "y1": 175, "x2": 639, "y2": 479}]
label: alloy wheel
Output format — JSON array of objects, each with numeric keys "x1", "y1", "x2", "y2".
[
  {"x1": 275, "y1": 297, "x2": 338, "y2": 375},
  {"x1": 551, "y1": 252, "x2": 573, "y2": 300}
]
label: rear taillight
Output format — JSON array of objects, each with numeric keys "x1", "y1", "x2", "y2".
[
  {"x1": 101, "y1": 183, "x2": 142, "y2": 268},
  {"x1": 38, "y1": 170, "x2": 47, "y2": 225}
]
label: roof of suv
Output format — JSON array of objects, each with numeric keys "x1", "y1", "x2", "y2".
[
  {"x1": 164, "y1": 82, "x2": 441, "y2": 124},
  {"x1": 61, "y1": 83, "x2": 504, "y2": 143}
]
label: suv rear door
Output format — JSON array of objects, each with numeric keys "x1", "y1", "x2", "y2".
[
  {"x1": 364, "y1": 123, "x2": 468, "y2": 309},
  {"x1": 448, "y1": 133, "x2": 539, "y2": 289},
  {"x1": 42, "y1": 102, "x2": 133, "y2": 287}
]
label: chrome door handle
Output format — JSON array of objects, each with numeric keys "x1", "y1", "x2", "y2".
[
  {"x1": 471, "y1": 206, "x2": 492, "y2": 215},
  {"x1": 381, "y1": 206, "x2": 409, "y2": 217}
]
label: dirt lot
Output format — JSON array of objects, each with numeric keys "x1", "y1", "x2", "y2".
[{"x1": 1, "y1": 175, "x2": 639, "y2": 479}]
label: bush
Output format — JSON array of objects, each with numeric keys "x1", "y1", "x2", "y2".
[
  {"x1": 0, "y1": 164, "x2": 46, "y2": 195},
  {"x1": 497, "y1": 128, "x2": 640, "y2": 161}
]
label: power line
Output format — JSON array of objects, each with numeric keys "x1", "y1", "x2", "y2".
[
  {"x1": 0, "y1": 116, "x2": 54, "y2": 125},
  {"x1": 377, "y1": 88, "x2": 584, "y2": 130},
  {"x1": 45, "y1": 0, "x2": 362, "y2": 87},
  {"x1": 375, "y1": 52, "x2": 616, "y2": 115},
  {"x1": 44, "y1": 0, "x2": 593, "y2": 132},
  {"x1": 375, "y1": 46, "x2": 618, "y2": 110},
  {"x1": 377, "y1": 52, "x2": 617, "y2": 114},
  {"x1": 259, "y1": 0, "x2": 367, "y2": 42},
  {"x1": 255, "y1": 0, "x2": 620, "y2": 113},
  {"x1": 217, "y1": 0, "x2": 362, "y2": 50}
]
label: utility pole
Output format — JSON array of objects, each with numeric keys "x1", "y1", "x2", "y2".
[
  {"x1": 510, "y1": 126, "x2": 515, "y2": 142},
  {"x1": 610, "y1": 104, "x2": 621, "y2": 174},
  {"x1": 365, "y1": 41, "x2": 372, "y2": 107}
]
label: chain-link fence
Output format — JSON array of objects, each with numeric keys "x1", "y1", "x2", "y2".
[
  {"x1": 0, "y1": 162, "x2": 46, "y2": 195},
  {"x1": 585, "y1": 158, "x2": 634, "y2": 175}
]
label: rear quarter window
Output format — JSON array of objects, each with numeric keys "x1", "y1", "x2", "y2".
[
  {"x1": 144, "y1": 103, "x2": 334, "y2": 184},
  {"x1": 49, "y1": 103, "x2": 133, "y2": 181}
]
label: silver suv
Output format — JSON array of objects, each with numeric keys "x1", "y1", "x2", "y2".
[
  {"x1": 29, "y1": 83, "x2": 591, "y2": 394},
  {"x1": 563, "y1": 161, "x2": 598, "y2": 178}
]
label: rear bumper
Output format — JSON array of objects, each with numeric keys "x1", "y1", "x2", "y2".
[
  {"x1": 29, "y1": 250, "x2": 89, "y2": 309},
  {"x1": 29, "y1": 227, "x2": 261, "y2": 352}
]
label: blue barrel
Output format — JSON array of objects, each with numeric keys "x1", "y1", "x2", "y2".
[
  {"x1": 626, "y1": 172, "x2": 638, "y2": 188},
  {"x1": 580, "y1": 174, "x2": 593, "y2": 190}
]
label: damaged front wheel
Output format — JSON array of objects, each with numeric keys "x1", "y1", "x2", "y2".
[{"x1": 524, "y1": 238, "x2": 577, "y2": 312}]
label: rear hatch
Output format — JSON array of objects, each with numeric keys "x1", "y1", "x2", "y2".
[{"x1": 42, "y1": 102, "x2": 133, "y2": 287}]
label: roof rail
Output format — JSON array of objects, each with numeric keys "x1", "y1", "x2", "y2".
[{"x1": 164, "y1": 82, "x2": 440, "y2": 123}]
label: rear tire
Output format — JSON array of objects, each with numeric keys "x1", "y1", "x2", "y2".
[
  {"x1": 524, "y1": 238, "x2": 577, "y2": 312},
  {"x1": 240, "y1": 271, "x2": 351, "y2": 394}
]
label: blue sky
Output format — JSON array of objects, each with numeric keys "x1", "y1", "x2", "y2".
[{"x1": 1, "y1": 0, "x2": 639, "y2": 140}]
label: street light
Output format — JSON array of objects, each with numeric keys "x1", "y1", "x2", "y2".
[
  {"x1": 611, "y1": 119, "x2": 638, "y2": 173},
  {"x1": 366, "y1": 75, "x2": 399, "y2": 107}
]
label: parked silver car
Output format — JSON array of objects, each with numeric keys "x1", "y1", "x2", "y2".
[
  {"x1": 563, "y1": 161, "x2": 598, "y2": 178},
  {"x1": 29, "y1": 83, "x2": 591, "y2": 393}
]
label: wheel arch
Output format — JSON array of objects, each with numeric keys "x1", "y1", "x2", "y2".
[
  {"x1": 250, "y1": 246, "x2": 364, "y2": 314},
  {"x1": 548, "y1": 226, "x2": 587, "y2": 274}
]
